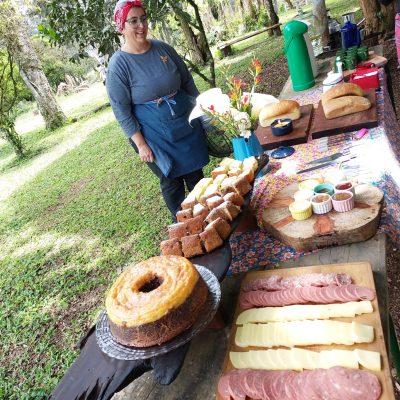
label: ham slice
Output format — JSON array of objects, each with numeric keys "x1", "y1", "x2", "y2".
[
  {"x1": 218, "y1": 367, "x2": 381, "y2": 400},
  {"x1": 239, "y1": 284, "x2": 375, "y2": 309},
  {"x1": 242, "y1": 272, "x2": 352, "y2": 292}
]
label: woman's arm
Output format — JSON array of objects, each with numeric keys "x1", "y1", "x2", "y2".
[{"x1": 106, "y1": 67, "x2": 154, "y2": 162}]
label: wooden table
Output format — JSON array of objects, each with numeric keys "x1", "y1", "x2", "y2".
[{"x1": 115, "y1": 234, "x2": 391, "y2": 400}]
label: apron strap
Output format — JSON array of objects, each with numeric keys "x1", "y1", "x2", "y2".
[{"x1": 145, "y1": 92, "x2": 177, "y2": 116}]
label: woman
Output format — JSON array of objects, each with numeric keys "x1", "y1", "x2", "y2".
[{"x1": 107, "y1": 0, "x2": 209, "y2": 220}]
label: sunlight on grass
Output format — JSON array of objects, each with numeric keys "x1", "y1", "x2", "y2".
[{"x1": 0, "y1": 109, "x2": 114, "y2": 202}]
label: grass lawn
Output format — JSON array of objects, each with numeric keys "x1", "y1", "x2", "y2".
[{"x1": 0, "y1": 0, "x2": 361, "y2": 397}]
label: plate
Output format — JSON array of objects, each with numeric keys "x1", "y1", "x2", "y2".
[{"x1": 95, "y1": 265, "x2": 221, "y2": 360}]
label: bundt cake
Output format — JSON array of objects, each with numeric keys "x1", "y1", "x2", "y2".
[{"x1": 106, "y1": 256, "x2": 208, "y2": 347}]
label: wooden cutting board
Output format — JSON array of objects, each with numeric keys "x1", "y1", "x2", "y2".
[
  {"x1": 216, "y1": 262, "x2": 395, "y2": 400},
  {"x1": 255, "y1": 104, "x2": 313, "y2": 150},
  {"x1": 261, "y1": 182, "x2": 383, "y2": 252},
  {"x1": 311, "y1": 89, "x2": 378, "y2": 139}
]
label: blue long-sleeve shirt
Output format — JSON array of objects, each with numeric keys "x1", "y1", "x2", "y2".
[{"x1": 106, "y1": 40, "x2": 199, "y2": 138}]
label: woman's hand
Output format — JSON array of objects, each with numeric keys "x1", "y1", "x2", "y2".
[
  {"x1": 130, "y1": 131, "x2": 154, "y2": 163},
  {"x1": 137, "y1": 142, "x2": 154, "y2": 163}
]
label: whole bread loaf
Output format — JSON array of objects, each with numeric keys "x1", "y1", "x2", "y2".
[
  {"x1": 321, "y1": 83, "x2": 364, "y2": 106},
  {"x1": 259, "y1": 100, "x2": 301, "y2": 127},
  {"x1": 323, "y1": 96, "x2": 371, "y2": 119}
]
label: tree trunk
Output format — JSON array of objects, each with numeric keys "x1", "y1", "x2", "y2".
[
  {"x1": 380, "y1": 1, "x2": 396, "y2": 33},
  {"x1": 244, "y1": 0, "x2": 257, "y2": 19},
  {"x1": 2, "y1": 4, "x2": 66, "y2": 130},
  {"x1": 312, "y1": 0, "x2": 329, "y2": 46},
  {"x1": 172, "y1": 5, "x2": 206, "y2": 64},
  {"x1": 186, "y1": 0, "x2": 216, "y2": 87},
  {"x1": 264, "y1": 0, "x2": 282, "y2": 35},
  {"x1": 358, "y1": 0, "x2": 381, "y2": 35},
  {"x1": 284, "y1": 0, "x2": 294, "y2": 9}
]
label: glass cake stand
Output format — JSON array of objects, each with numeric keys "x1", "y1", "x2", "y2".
[{"x1": 96, "y1": 265, "x2": 221, "y2": 360}]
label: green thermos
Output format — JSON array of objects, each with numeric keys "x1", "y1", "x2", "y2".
[{"x1": 283, "y1": 20, "x2": 315, "y2": 92}]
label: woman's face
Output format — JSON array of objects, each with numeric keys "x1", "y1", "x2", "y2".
[{"x1": 123, "y1": 7, "x2": 148, "y2": 44}]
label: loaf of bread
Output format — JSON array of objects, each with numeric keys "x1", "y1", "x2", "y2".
[
  {"x1": 259, "y1": 100, "x2": 301, "y2": 127},
  {"x1": 321, "y1": 83, "x2": 364, "y2": 106},
  {"x1": 323, "y1": 96, "x2": 371, "y2": 119}
]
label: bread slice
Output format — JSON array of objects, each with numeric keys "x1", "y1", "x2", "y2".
[
  {"x1": 321, "y1": 83, "x2": 364, "y2": 106},
  {"x1": 243, "y1": 156, "x2": 258, "y2": 172},
  {"x1": 160, "y1": 238, "x2": 183, "y2": 256},
  {"x1": 199, "y1": 227, "x2": 223, "y2": 252},
  {"x1": 193, "y1": 203, "x2": 208, "y2": 220},
  {"x1": 323, "y1": 96, "x2": 371, "y2": 119},
  {"x1": 211, "y1": 166, "x2": 228, "y2": 179},
  {"x1": 205, "y1": 217, "x2": 231, "y2": 240},
  {"x1": 223, "y1": 192, "x2": 245, "y2": 207},
  {"x1": 176, "y1": 208, "x2": 192, "y2": 223},
  {"x1": 259, "y1": 100, "x2": 301, "y2": 127},
  {"x1": 181, "y1": 234, "x2": 203, "y2": 258}
]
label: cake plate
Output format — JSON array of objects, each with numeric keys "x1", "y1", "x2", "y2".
[{"x1": 95, "y1": 265, "x2": 221, "y2": 360}]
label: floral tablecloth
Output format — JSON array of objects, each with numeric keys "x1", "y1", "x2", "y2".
[{"x1": 228, "y1": 69, "x2": 400, "y2": 275}]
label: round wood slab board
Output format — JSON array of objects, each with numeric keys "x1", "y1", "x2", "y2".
[{"x1": 262, "y1": 183, "x2": 384, "y2": 252}]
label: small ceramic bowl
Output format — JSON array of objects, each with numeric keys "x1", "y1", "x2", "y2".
[
  {"x1": 310, "y1": 194, "x2": 332, "y2": 214},
  {"x1": 314, "y1": 183, "x2": 334, "y2": 196},
  {"x1": 293, "y1": 189, "x2": 315, "y2": 202},
  {"x1": 332, "y1": 191, "x2": 354, "y2": 212},
  {"x1": 298, "y1": 179, "x2": 320, "y2": 192},
  {"x1": 289, "y1": 200, "x2": 312, "y2": 221},
  {"x1": 271, "y1": 118, "x2": 293, "y2": 136},
  {"x1": 334, "y1": 181, "x2": 355, "y2": 196}
]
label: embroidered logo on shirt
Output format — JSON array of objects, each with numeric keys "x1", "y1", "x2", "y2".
[{"x1": 160, "y1": 55, "x2": 168, "y2": 63}]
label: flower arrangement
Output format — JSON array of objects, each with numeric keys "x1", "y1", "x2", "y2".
[{"x1": 201, "y1": 58, "x2": 263, "y2": 140}]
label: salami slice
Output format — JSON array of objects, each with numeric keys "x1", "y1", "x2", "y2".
[
  {"x1": 327, "y1": 366, "x2": 382, "y2": 400},
  {"x1": 217, "y1": 373, "x2": 231, "y2": 400}
]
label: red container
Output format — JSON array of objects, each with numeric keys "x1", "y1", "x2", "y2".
[{"x1": 349, "y1": 62, "x2": 379, "y2": 90}]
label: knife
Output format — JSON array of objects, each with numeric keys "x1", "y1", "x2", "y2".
[
  {"x1": 297, "y1": 161, "x2": 335, "y2": 174},
  {"x1": 306, "y1": 152, "x2": 345, "y2": 165},
  {"x1": 297, "y1": 156, "x2": 357, "y2": 174}
]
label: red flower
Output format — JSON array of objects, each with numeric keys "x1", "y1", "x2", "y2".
[
  {"x1": 256, "y1": 75, "x2": 261, "y2": 84},
  {"x1": 208, "y1": 105, "x2": 215, "y2": 111},
  {"x1": 243, "y1": 95, "x2": 249, "y2": 104}
]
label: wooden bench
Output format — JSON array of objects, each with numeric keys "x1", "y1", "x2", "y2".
[{"x1": 217, "y1": 23, "x2": 282, "y2": 57}]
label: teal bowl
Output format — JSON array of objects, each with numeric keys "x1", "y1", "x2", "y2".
[{"x1": 314, "y1": 183, "x2": 334, "y2": 196}]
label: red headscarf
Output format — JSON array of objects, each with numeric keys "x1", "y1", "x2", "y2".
[{"x1": 114, "y1": 0, "x2": 145, "y2": 33}]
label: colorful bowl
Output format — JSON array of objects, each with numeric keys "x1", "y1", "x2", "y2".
[
  {"x1": 289, "y1": 200, "x2": 312, "y2": 221},
  {"x1": 314, "y1": 183, "x2": 334, "y2": 196},
  {"x1": 293, "y1": 189, "x2": 315, "y2": 202},
  {"x1": 310, "y1": 194, "x2": 333, "y2": 214},
  {"x1": 332, "y1": 191, "x2": 354, "y2": 212},
  {"x1": 334, "y1": 181, "x2": 355, "y2": 196},
  {"x1": 299, "y1": 179, "x2": 320, "y2": 192}
]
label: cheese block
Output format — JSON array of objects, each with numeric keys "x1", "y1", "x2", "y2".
[
  {"x1": 190, "y1": 178, "x2": 213, "y2": 200},
  {"x1": 236, "y1": 301, "x2": 373, "y2": 325},
  {"x1": 235, "y1": 320, "x2": 374, "y2": 348},
  {"x1": 242, "y1": 156, "x2": 258, "y2": 172},
  {"x1": 229, "y1": 348, "x2": 381, "y2": 371}
]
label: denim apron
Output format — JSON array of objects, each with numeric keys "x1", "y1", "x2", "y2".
[{"x1": 133, "y1": 90, "x2": 209, "y2": 178}]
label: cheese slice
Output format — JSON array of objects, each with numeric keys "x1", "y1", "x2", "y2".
[
  {"x1": 355, "y1": 349, "x2": 382, "y2": 371},
  {"x1": 235, "y1": 320, "x2": 374, "y2": 348},
  {"x1": 236, "y1": 301, "x2": 373, "y2": 325},
  {"x1": 230, "y1": 348, "x2": 381, "y2": 371}
]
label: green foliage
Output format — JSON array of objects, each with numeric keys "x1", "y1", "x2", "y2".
[
  {"x1": 257, "y1": 7, "x2": 271, "y2": 28},
  {"x1": 0, "y1": 50, "x2": 25, "y2": 157},
  {"x1": 244, "y1": 13, "x2": 258, "y2": 31},
  {"x1": 33, "y1": 40, "x2": 97, "y2": 89}
]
